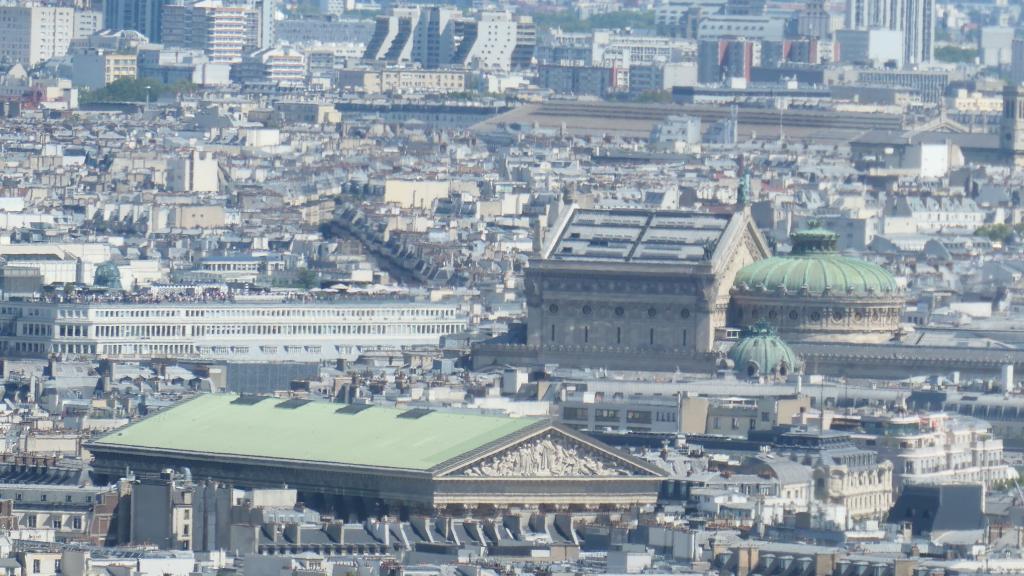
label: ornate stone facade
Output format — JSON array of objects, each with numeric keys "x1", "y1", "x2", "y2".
[
  {"x1": 520, "y1": 206, "x2": 771, "y2": 371},
  {"x1": 454, "y1": 433, "x2": 633, "y2": 478},
  {"x1": 731, "y1": 229, "x2": 904, "y2": 344},
  {"x1": 814, "y1": 463, "x2": 893, "y2": 522},
  {"x1": 730, "y1": 293, "x2": 904, "y2": 344},
  {"x1": 777, "y1": 430, "x2": 893, "y2": 524}
]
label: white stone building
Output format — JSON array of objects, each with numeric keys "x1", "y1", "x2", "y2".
[
  {"x1": 852, "y1": 413, "x2": 1018, "y2": 491},
  {"x1": 0, "y1": 299, "x2": 468, "y2": 362}
]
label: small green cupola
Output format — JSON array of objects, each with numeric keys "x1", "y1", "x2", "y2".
[{"x1": 728, "y1": 323, "x2": 802, "y2": 379}]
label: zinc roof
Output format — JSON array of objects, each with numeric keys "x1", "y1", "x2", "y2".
[{"x1": 91, "y1": 394, "x2": 543, "y2": 472}]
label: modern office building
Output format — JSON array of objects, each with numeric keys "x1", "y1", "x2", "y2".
[
  {"x1": 446, "y1": 11, "x2": 519, "y2": 71},
  {"x1": 855, "y1": 69, "x2": 948, "y2": 103},
  {"x1": 102, "y1": 0, "x2": 170, "y2": 42},
  {"x1": 255, "y1": 0, "x2": 275, "y2": 50},
  {"x1": 364, "y1": 7, "x2": 530, "y2": 71},
  {"x1": 836, "y1": 29, "x2": 904, "y2": 67},
  {"x1": 0, "y1": 6, "x2": 75, "y2": 67},
  {"x1": 1002, "y1": 85, "x2": 1024, "y2": 168},
  {"x1": 0, "y1": 298, "x2": 468, "y2": 362},
  {"x1": 903, "y1": 0, "x2": 934, "y2": 65},
  {"x1": 843, "y1": 0, "x2": 932, "y2": 66},
  {"x1": 980, "y1": 26, "x2": 1014, "y2": 68},
  {"x1": 336, "y1": 69, "x2": 468, "y2": 95},
  {"x1": 73, "y1": 10, "x2": 105, "y2": 40},
  {"x1": 318, "y1": 0, "x2": 355, "y2": 17},
  {"x1": 697, "y1": 15, "x2": 786, "y2": 42},
  {"x1": 161, "y1": 0, "x2": 259, "y2": 63},
  {"x1": 537, "y1": 64, "x2": 618, "y2": 97},
  {"x1": 844, "y1": 0, "x2": 904, "y2": 31},
  {"x1": 698, "y1": 39, "x2": 758, "y2": 84},
  {"x1": 235, "y1": 46, "x2": 307, "y2": 86},
  {"x1": 1012, "y1": 36, "x2": 1024, "y2": 86}
]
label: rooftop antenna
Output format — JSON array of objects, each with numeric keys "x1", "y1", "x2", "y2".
[
  {"x1": 778, "y1": 105, "x2": 784, "y2": 144},
  {"x1": 820, "y1": 374, "x2": 827, "y2": 433}
]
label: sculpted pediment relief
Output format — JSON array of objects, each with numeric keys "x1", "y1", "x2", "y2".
[{"x1": 446, "y1": 431, "x2": 653, "y2": 479}]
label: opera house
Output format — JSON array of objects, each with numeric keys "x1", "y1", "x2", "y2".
[{"x1": 472, "y1": 205, "x2": 1024, "y2": 378}]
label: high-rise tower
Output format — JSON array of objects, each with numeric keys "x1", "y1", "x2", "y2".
[{"x1": 1001, "y1": 85, "x2": 1024, "y2": 168}]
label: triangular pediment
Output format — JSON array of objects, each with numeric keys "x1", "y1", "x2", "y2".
[{"x1": 437, "y1": 427, "x2": 663, "y2": 479}]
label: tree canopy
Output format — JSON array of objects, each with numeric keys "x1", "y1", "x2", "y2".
[
  {"x1": 80, "y1": 77, "x2": 196, "y2": 104},
  {"x1": 935, "y1": 45, "x2": 977, "y2": 64},
  {"x1": 975, "y1": 223, "x2": 1024, "y2": 244},
  {"x1": 533, "y1": 10, "x2": 656, "y2": 32}
]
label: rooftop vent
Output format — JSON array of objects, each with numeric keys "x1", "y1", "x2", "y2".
[
  {"x1": 336, "y1": 404, "x2": 372, "y2": 415},
  {"x1": 397, "y1": 408, "x2": 434, "y2": 419},
  {"x1": 231, "y1": 395, "x2": 269, "y2": 405}
]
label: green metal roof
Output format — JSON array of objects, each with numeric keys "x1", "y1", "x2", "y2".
[
  {"x1": 728, "y1": 324, "x2": 801, "y2": 376},
  {"x1": 735, "y1": 227, "x2": 898, "y2": 296},
  {"x1": 734, "y1": 254, "x2": 898, "y2": 296},
  {"x1": 91, "y1": 394, "x2": 543, "y2": 472}
]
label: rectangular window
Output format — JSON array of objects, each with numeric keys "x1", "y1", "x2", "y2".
[
  {"x1": 562, "y1": 407, "x2": 589, "y2": 420},
  {"x1": 594, "y1": 409, "x2": 619, "y2": 422},
  {"x1": 626, "y1": 411, "x2": 652, "y2": 424}
]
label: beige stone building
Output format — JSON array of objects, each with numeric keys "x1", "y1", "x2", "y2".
[
  {"x1": 171, "y1": 205, "x2": 225, "y2": 229},
  {"x1": 383, "y1": 179, "x2": 450, "y2": 209},
  {"x1": 337, "y1": 69, "x2": 468, "y2": 95},
  {"x1": 731, "y1": 228, "x2": 904, "y2": 344},
  {"x1": 775, "y1": 430, "x2": 893, "y2": 523},
  {"x1": 475, "y1": 206, "x2": 771, "y2": 371}
]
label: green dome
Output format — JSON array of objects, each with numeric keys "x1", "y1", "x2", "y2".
[
  {"x1": 728, "y1": 324, "x2": 801, "y2": 377},
  {"x1": 734, "y1": 229, "x2": 898, "y2": 296}
]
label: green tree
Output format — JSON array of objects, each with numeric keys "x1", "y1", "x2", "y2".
[
  {"x1": 296, "y1": 267, "x2": 319, "y2": 290},
  {"x1": 935, "y1": 45, "x2": 977, "y2": 64},
  {"x1": 633, "y1": 90, "x2": 674, "y2": 103},
  {"x1": 533, "y1": 10, "x2": 656, "y2": 32},
  {"x1": 975, "y1": 223, "x2": 1014, "y2": 243},
  {"x1": 80, "y1": 77, "x2": 196, "y2": 104}
]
